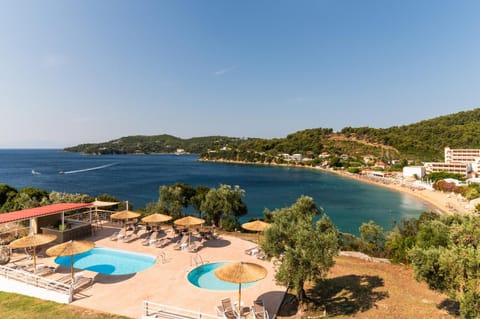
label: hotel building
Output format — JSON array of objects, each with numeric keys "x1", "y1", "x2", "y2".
[{"x1": 424, "y1": 147, "x2": 480, "y2": 177}]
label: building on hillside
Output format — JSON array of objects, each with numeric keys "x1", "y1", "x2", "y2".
[
  {"x1": 291, "y1": 154, "x2": 303, "y2": 161},
  {"x1": 444, "y1": 147, "x2": 480, "y2": 163},
  {"x1": 423, "y1": 147, "x2": 480, "y2": 178},
  {"x1": 403, "y1": 166, "x2": 426, "y2": 179},
  {"x1": 424, "y1": 161, "x2": 472, "y2": 176}
]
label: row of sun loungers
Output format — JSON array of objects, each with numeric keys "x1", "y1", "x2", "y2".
[{"x1": 217, "y1": 298, "x2": 269, "y2": 319}]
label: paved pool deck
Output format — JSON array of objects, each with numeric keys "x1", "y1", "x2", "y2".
[{"x1": 37, "y1": 226, "x2": 285, "y2": 319}]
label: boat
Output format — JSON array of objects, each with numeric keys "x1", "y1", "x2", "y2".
[{"x1": 31, "y1": 169, "x2": 41, "y2": 175}]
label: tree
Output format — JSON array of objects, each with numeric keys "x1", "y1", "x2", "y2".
[
  {"x1": 190, "y1": 185, "x2": 211, "y2": 217},
  {"x1": 158, "y1": 183, "x2": 195, "y2": 219},
  {"x1": 261, "y1": 196, "x2": 339, "y2": 302},
  {"x1": 409, "y1": 215, "x2": 480, "y2": 318},
  {"x1": 359, "y1": 220, "x2": 385, "y2": 256},
  {"x1": 200, "y1": 184, "x2": 247, "y2": 227}
]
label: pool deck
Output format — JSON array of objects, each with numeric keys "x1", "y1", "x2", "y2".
[{"x1": 34, "y1": 226, "x2": 286, "y2": 318}]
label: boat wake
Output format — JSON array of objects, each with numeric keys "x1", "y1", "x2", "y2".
[{"x1": 60, "y1": 163, "x2": 116, "y2": 174}]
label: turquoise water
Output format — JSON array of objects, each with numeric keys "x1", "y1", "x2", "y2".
[
  {"x1": 0, "y1": 149, "x2": 431, "y2": 234},
  {"x1": 188, "y1": 262, "x2": 256, "y2": 290},
  {"x1": 54, "y1": 247, "x2": 156, "y2": 275}
]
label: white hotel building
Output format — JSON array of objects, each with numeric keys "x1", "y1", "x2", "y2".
[{"x1": 424, "y1": 147, "x2": 480, "y2": 177}]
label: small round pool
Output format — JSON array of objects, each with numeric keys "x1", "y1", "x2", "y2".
[
  {"x1": 54, "y1": 247, "x2": 156, "y2": 275},
  {"x1": 188, "y1": 262, "x2": 257, "y2": 290}
]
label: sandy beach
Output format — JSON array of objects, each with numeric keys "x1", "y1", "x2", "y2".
[
  {"x1": 315, "y1": 167, "x2": 474, "y2": 216},
  {"x1": 201, "y1": 158, "x2": 475, "y2": 216}
]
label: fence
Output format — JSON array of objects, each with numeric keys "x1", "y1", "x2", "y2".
[
  {"x1": 0, "y1": 264, "x2": 72, "y2": 303},
  {"x1": 142, "y1": 301, "x2": 221, "y2": 319}
]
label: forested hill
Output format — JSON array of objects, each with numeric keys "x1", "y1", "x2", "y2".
[
  {"x1": 63, "y1": 135, "x2": 243, "y2": 155},
  {"x1": 341, "y1": 108, "x2": 480, "y2": 160},
  {"x1": 65, "y1": 108, "x2": 480, "y2": 161}
]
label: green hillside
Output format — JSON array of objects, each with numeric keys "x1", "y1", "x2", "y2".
[
  {"x1": 65, "y1": 108, "x2": 480, "y2": 161},
  {"x1": 64, "y1": 135, "x2": 243, "y2": 155}
]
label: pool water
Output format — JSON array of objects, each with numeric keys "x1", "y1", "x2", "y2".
[
  {"x1": 188, "y1": 262, "x2": 257, "y2": 290},
  {"x1": 54, "y1": 247, "x2": 156, "y2": 275}
]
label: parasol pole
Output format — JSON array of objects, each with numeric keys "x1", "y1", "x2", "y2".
[
  {"x1": 70, "y1": 254, "x2": 74, "y2": 282},
  {"x1": 238, "y1": 282, "x2": 242, "y2": 318}
]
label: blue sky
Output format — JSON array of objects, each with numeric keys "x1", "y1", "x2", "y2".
[{"x1": 1, "y1": 1, "x2": 480, "y2": 148}]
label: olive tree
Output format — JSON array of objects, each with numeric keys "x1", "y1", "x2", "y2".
[
  {"x1": 200, "y1": 184, "x2": 247, "y2": 227},
  {"x1": 409, "y1": 215, "x2": 480, "y2": 318},
  {"x1": 261, "y1": 196, "x2": 339, "y2": 302}
]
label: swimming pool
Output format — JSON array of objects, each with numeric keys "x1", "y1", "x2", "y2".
[
  {"x1": 54, "y1": 247, "x2": 156, "y2": 275},
  {"x1": 188, "y1": 262, "x2": 257, "y2": 290}
]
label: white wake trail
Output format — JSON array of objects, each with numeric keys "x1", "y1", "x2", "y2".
[{"x1": 61, "y1": 163, "x2": 116, "y2": 174}]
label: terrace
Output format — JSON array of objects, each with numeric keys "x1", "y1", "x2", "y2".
[{"x1": 1, "y1": 220, "x2": 285, "y2": 319}]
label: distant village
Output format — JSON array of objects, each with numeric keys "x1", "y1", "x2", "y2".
[{"x1": 208, "y1": 147, "x2": 480, "y2": 190}]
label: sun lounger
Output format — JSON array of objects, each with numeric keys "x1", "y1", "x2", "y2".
[
  {"x1": 33, "y1": 263, "x2": 56, "y2": 276},
  {"x1": 245, "y1": 247, "x2": 259, "y2": 256},
  {"x1": 61, "y1": 272, "x2": 93, "y2": 292},
  {"x1": 123, "y1": 227, "x2": 141, "y2": 243},
  {"x1": 256, "y1": 249, "x2": 266, "y2": 260},
  {"x1": 154, "y1": 237, "x2": 171, "y2": 248},
  {"x1": 220, "y1": 298, "x2": 238, "y2": 319},
  {"x1": 187, "y1": 241, "x2": 203, "y2": 252},
  {"x1": 252, "y1": 299, "x2": 269, "y2": 319},
  {"x1": 173, "y1": 235, "x2": 189, "y2": 250},
  {"x1": 141, "y1": 231, "x2": 154, "y2": 246},
  {"x1": 110, "y1": 231, "x2": 123, "y2": 241}
]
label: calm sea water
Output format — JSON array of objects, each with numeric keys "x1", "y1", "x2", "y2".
[{"x1": 0, "y1": 149, "x2": 430, "y2": 234}]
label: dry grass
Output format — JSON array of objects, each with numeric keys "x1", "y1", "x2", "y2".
[{"x1": 277, "y1": 256, "x2": 458, "y2": 319}]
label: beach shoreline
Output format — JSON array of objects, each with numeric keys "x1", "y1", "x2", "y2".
[{"x1": 199, "y1": 158, "x2": 474, "y2": 216}]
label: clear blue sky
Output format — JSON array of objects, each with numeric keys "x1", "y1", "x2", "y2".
[{"x1": 1, "y1": 1, "x2": 480, "y2": 148}]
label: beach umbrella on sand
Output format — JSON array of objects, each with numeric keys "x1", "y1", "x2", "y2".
[
  {"x1": 215, "y1": 261, "x2": 267, "y2": 316},
  {"x1": 241, "y1": 220, "x2": 271, "y2": 244},
  {"x1": 110, "y1": 203, "x2": 140, "y2": 236},
  {"x1": 46, "y1": 240, "x2": 95, "y2": 281},
  {"x1": 9, "y1": 233, "x2": 57, "y2": 271},
  {"x1": 174, "y1": 216, "x2": 205, "y2": 245}
]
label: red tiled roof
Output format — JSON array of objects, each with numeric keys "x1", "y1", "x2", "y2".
[{"x1": 0, "y1": 203, "x2": 91, "y2": 224}]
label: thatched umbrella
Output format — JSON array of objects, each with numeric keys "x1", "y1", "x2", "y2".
[
  {"x1": 215, "y1": 261, "x2": 267, "y2": 315},
  {"x1": 111, "y1": 209, "x2": 140, "y2": 236},
  {"x1": 241, "y1": 220, "x2": 271, "y2": 244},
  {"x1": 46, "y1": 240, "x2": 95, "y2": 281},
  {"x1": 174, "y1": 216, "x2": 205, "y2": 245},
  {"x1": 142, "y1": 213, "x2": 172, "y2": 226},
  {"x1": 9, "y1": 233, "x2": 57, "y2": 270}
]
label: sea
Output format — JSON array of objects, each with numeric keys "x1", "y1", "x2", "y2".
[{"x1": 0, "y1": 149, "x2": 431, "y2": 235}]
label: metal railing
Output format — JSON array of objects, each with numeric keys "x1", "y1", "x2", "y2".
[
  {"x1": 142, "y1": 301, "x2": 221, "y2": 319},
  {"x1": 0, "y1": 264, "x2": 72, "y2": 296},
  {"x1": 190, "y1": 253, "x2": 204, "y2": 267}
]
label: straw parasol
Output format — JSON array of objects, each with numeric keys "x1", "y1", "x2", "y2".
[
  {"x1": 215, "y1": 261, "x2": 267, "y2": 315},
  {"x1": 174, "y1": 215, "x2": 205, "y2": 227},
  {"x1": 174, "y1": 216, "x2": 205, "y2": 245},
  {"x1": 9, "y1": 233, "x2": 57, "y2": 270},
  {"x1": 241, "y1": 220, "x2": 271, "y2": 244},
  {"x1": 142, "y1": 213, "x2": 172, "y2": 224},
  {"x1": 46, "y1": 240, "x2": 95, "y2": 281},
  {"x1": 111, "y1": 209, "x2": 141, "y2": 236}
]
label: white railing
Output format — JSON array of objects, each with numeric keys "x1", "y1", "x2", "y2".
[
  {"x1": 142, "y1": 301, "x2": 221, "y2": 319},
  {"x1": 0, "y1": 264, "x2": 72, "y2": 295}
]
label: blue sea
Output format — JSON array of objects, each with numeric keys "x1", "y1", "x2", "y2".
[{"x1": 0, "y1": 149, "x2": 430, "y2": 234}]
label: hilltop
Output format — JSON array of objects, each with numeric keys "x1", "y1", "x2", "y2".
[{"x1": 65, "y1": 108, "x2": 480, "y2": 162}]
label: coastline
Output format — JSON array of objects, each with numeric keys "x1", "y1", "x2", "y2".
[{"x1": 199, "y1": 158, "x2": 473, "y2": 216}]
